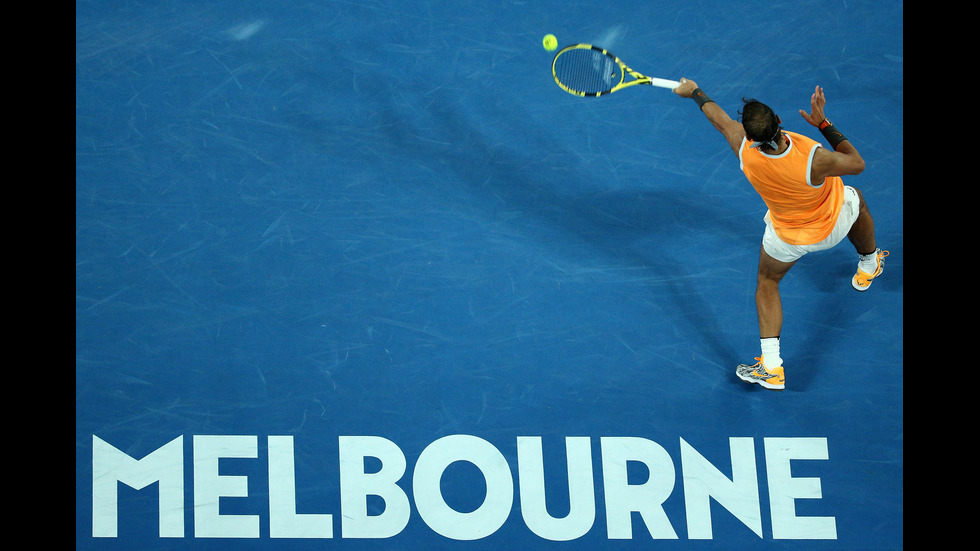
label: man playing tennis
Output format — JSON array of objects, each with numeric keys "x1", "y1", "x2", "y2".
[{"x1": 672, "y1": 79, "x2": 887, "y2": 390}]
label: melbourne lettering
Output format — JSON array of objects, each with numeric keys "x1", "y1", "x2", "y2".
[{"x1": 91, "y1": 434, "x2": 837, "y2": 540}]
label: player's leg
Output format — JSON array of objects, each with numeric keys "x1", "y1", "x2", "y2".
[
  {"x1": 846, "y1": 187, "x2": 888, "y2": 291},
  {"x1": 846, "y1": 187, "x2": 876, "y2": 255},
  {"x1": 755, "y1": 245, "x2": 796, "y2": 340},
  {"x1": 737, "y1": 244, "x2": 796, "y2": 390}
]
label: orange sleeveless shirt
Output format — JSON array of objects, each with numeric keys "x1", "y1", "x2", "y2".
[{"x1": 738, "y1": 131, "x2": 844, "y2": 245}]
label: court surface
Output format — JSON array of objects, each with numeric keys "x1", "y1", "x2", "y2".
[{"x1": 76, "y1": 1, "x2": 903, "y2": 549}]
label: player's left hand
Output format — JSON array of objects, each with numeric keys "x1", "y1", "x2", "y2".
[{"x1": 799, "y1": 85, "x2": 828, "y2": 127}]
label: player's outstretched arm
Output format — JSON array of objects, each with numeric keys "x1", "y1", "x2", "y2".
[{"x1": 674, "y1": 78, "x2": 745, "y2": 153}]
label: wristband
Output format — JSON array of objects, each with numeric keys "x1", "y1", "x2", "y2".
[
  {"x1": 818, "y1": 120, "x2": 848, "y2": 150},
  {"x1": 691, "y1": 88, "x2": 714, "y2": 110}
]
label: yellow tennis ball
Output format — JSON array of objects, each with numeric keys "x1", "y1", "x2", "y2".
[{"x1": 542, "y1": 34, "x2": 558, "y2": 51}]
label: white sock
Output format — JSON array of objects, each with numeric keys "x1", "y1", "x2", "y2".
[
  {"x1": 761, "y1": 337, "x2": 782, "y2": 368},
  {"x1": 858, "y1": 249, "x2": 880, "y2": 274}
]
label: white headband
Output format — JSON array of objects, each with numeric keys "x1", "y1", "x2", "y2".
[{"x1": 750, "y1": 127, "x2": 781, "y2": 150}]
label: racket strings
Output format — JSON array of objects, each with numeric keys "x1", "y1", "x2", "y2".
[{"x1": 554, "y1": 49, "x2": 620, "y2": 94}]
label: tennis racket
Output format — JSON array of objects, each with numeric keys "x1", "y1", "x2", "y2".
[{"x1": 552, "y1": 44, "x2": 680, "y2": 97}]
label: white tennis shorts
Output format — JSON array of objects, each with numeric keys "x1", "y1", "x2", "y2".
[{"x1": 762, "y1": 185, "x2": 861, "y2": 263}]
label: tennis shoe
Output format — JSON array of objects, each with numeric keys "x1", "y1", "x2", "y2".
[
  {"x1": 852, "y1": 249, "x2": 889, "y2": 291},
  {"x1": 736, "y1": 356, "x2": 785, "y2": 390}
]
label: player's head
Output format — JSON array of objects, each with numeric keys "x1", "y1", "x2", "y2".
[{"x1": 739, "y1": 98, "x2": 782, "y2": 150}]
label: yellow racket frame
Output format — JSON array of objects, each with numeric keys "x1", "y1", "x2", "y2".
[{"x1": 552, "y1": 44, "x2": 680, "y2": 97}]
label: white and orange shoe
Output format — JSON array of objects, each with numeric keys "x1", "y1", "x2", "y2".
[
  {"x1": 852, "y1": 249, "x2": 889, "y2": 291},
  {"x1": 736, "y1": 356, "x2": 785, "y2": 390}
]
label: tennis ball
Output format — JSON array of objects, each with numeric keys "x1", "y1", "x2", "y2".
[{"x1": 542, "y1": 34, "x2": 558, "y2": 51}]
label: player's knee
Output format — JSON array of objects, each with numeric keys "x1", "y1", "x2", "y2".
[{"x1": 853, "y1": 187, "x2": 869, "y2": 214}]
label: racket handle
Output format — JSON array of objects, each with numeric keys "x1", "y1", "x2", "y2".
[{"x1": 648, "y1": 78, "x2": 681, "y2": 89}]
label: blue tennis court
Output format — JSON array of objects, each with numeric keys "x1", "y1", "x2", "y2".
[{"x1": 76, "y1": 1, "x2": 903, "y2": 549}]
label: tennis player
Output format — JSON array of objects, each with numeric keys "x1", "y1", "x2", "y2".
[{"x1": 672, "y1": 80, "x2": 887, "y2": 390}]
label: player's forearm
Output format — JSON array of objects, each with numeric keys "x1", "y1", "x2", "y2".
[
  {"x1": 830, "y1": 140, "x2": 865, "y2": 175},
  {"x1": 675, "y1": 82, "x2": 744, "y2": 152},
  {"x1": 818, "y1": 119, "x2": 865, "y2": 173},
  {"x1": 687, "y1": 87, "x2": 735, "y2": 135},
  {"x1": 701, "y1": 102, "x2": 735, "y2": 133}
]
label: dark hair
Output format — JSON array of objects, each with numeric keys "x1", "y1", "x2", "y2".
[{"x1": 738, "y1": 98, "x2": 780, "y2": 145}]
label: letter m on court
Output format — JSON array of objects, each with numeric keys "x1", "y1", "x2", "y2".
[{"x1": 92, "y1": 435, "x2": 185, "y2": 538}]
